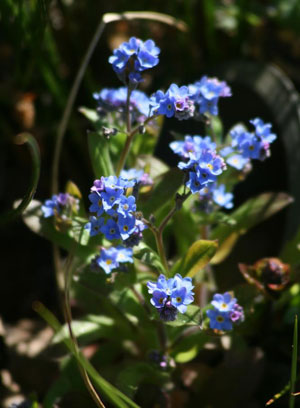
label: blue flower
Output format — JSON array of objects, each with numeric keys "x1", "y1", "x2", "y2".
[
  {"x1": 226, "y1": 154, "x2": 249, "y2": 170},
  {"x1": 101, "y1": 189, "x2": 123, "y2": 212},
  {"x1": 117, "y1": 215, "x2": 136, "y2": 240},
  {"x1": 93, "y1": 87, "x2": 150, "y2": 119},
  {"x1": 230, "y1": 119, "x2": 276, "y2": 161},
  {"x1": 95, "y1": 247, "x2": 119, "y2": 274},
  {"x1": 108, "y1": 37, "x2": 160, "y2": 84},
  {"x1": 115, "y1": 246, "x2": 133, "y2": 263},
  {"x1": 88, "y1": 192, "x2": 104, "y2": 216},
  {"x1": 101, "y1": 219, "x2": 121, "y2": 240},
  {"x1": 117, "y1": 195, "x2": 136, "y2": 217},
  {"x1": 41, "y1": 196, "x2": 58, "y2": 218},
  {"x1": 84, "y1": 216, "x2": 104, "y2": 236},
  {"x1": 86, "y1": 176, "x2": 146, "y2": 247},
  {"x1": 206, "y1": 292, "x2": 244, "y2": 331},
  {"x1": 150, "y1": 84, "x2": 194, "y2": 120},
  {"x1": 206, "y1": 309, "x2": 233, "y2": 331},
  {"x1": 94, "y1": 245, "x2": 133, "y2": 274},
  {"x1": 211, "y1": 292, "x2": 237, "y2": 312},
  {"x1": 147, "y1": 274, "x2": 194, "y2": 321},
  {"x1": 212, "y1": 184, "x2": 234, "y2": 209},
  {"x1": 250, "y1": 118, "x2": 276, "y2": 144},
  {"x1": 189, "y1": 76, "x2": 231, "y2": 116},
  {"x1": 170, "y1": 135, "x2": 216, "y2": 159},
  {"x1": 41, "y1": 193, "x2": 78, "y2": 219}
]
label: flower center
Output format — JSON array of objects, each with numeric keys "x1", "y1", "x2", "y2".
[
  {"x1": 217, "y1": 315, "x2": 224, "y2": 323},
  {"x1": 123, "y1": 225, "x2": 129, "y2": 231},
  {"x1": 110, "y1": 228, "x2": 115, "y2": 234},
  {"x1": 176, "y1": 297, "x2": 182, "y2": 303},
  {"x1": 106, "y1": 259, "x2": 112, "y2": 265}
]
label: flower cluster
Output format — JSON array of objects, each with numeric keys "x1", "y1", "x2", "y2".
[
  {"x1": 41, "y1": 193, "x2": 79, "y2": 219},
  {"x1": 189, "y1": 76, "x2": 231, "y2": 116},
  {"x1": 227, "y1": 118, "x2": 277, "y2": 162},
  {"x1": 206, "y1": 292, "x2": 244, "y2": 331},
  {"x1": 147, "y1": 274, "x2": 194, "y2": 321},
  {"x1": 170, "y1": 134, "x2": 226, "y2": 194},
  {"x1": 93, "y1": 245, "x2": 133, "y2": 274},
  {"x1": 85, "y1": 175, "x2": 146, "y2": 247},
  {"x1": 93, "y1": 87, "x2": 150, "y2": 122},
  {"x1": 109, "y1": 37, "x2": 160, "y2": 85},
  {"x1": 150, "y1": 84, "x2": 195, "y2": 120}
]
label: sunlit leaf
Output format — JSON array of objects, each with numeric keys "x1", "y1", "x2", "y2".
[
  {"x1": 172, "y1": 240, "x2": 218, "y2": 278},
  {"x1": 139, "y1": 168, "x2": 183, "y2": 216},
  {"x1": 88, "y1": 131, "x2": 115, "y2": 178},
  {"x1": 165, "y1": 305, "x2": 202, "y2": 327},
  {"x1": 134, "y1": 243, "x2": 166, "y2": 274}
]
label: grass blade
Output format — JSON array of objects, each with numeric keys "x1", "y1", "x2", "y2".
[{"x1": 290, "y1": 315, "x2": 298, "y2": 408}]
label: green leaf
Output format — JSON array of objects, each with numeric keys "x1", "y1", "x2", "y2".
[
  {"x1": 79, "y1": 106, "x2": 100, "y2": 124},
  {"x1": 172, "y1": 240, "x2": 218, "y2": 278},
  {"x1": 34, "y1": 302, "x2": 140, "y2": 408},
  {"x1": 211, "y1": 232, "x2": 240, "y2": 265},
  {"x1": 134, "y1": 243, "x2": 166, "y2": 274},
  {"x1": 139, "y1": 167, "x2": 183, "y2": 216},
  {"x1": 165, "y1": 305, "x2": 202, "y2": 327},
  {"x1": 211, "y1": 192, "x2": 293, "y2": 255},
  {"x1": 21, "y1": 200, "x2": 96, "y2": 261},
  {"x1": 53, "y1": 315, "x2": 116, "y2": 345},
  {"x1": 88, "y1": 131, "x2": 114, "y2": 178},
  {"x1": 174, "y1": 345, "x2": 198, "y2": 363},
  {"x1": 280, "y1": 226, "x2": 300, "y2": 266},
  {"x1": 135, "y1": 154, "x2": 169, "y2": 179}
]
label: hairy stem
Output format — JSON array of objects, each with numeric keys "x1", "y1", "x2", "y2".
[{"x1": 116, "y1": 115, "x2": 156, "y2": 176}]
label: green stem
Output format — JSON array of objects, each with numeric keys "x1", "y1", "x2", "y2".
[
  {"x1": 51, "y1": 17, "x2": 106, "y2": 194},
  {"x1": 116, "y1": 115, "x2": 157, "y2": 176},
  {"x1": 63, "y1": 235, "x2": 106, "y2": 408},
  {"x1": 154, "y1": 228, "x2": 170, "y2": 275},
  {"x1": 130, "y1": 286, "x2": 167, "y2": 353}
]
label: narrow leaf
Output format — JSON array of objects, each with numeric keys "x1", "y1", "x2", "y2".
[
  {"x1": 173, "y1": 240, "x2": 218, "y2": 278},
  {"x1": 211, "y1": 232, "x2": 240, "y2": 264}
]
